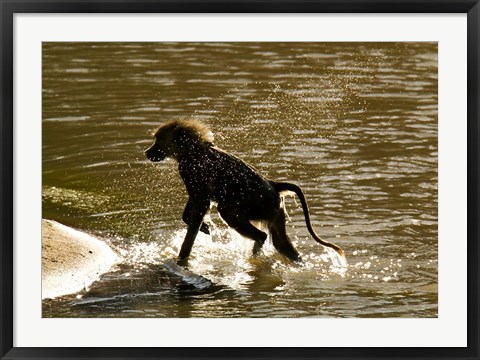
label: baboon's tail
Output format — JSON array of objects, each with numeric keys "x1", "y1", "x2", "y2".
[{"x1": 273, "y1": 182, "x2": 346, "y2": 261}]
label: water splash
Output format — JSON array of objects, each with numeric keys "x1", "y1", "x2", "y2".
[
  {"x1": 324, "y1": 247, "x2": 348, "y2": 275},
  {"x1": 113, "y1": 223, "x2": 349, "y2": 291}
]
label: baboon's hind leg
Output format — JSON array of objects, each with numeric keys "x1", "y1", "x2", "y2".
[
  {"x1": 270, "y1": 209, "x2": 300, "y2": 261},
  {"x1": 217, "y1": 206, "x2": 267, "y2": 248},
  {"x1": 252, "y1": 241, "x2": 263, "y2": 256}
]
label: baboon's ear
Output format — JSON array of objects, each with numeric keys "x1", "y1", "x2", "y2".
[{"x1": 172, "y1": 127, "x2": 193, "y2": 149}]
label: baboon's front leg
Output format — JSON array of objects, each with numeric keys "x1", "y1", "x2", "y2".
[
  {"x1": 178, "y1": 199, "x2": 210, "y2": 260},
  {"x1": 182, "y1": 197, "x2": 210, "y2": 234}
]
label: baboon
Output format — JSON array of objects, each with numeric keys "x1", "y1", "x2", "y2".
[{"x1": 145, "y1": 119, "x2": 345, "y2": 263}]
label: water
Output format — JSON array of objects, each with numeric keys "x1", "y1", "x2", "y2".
[{"x1": 42, "y1": 42, "x2": 438, "y2": 318}]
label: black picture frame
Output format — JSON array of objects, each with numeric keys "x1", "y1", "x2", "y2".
[{"x1": 1, "y1": 1, "x2": 479, "y2": 359}]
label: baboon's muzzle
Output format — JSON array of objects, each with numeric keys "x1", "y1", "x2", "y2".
[{"x1": 144, "y1": 145, "x2": 165, "y2": 162}]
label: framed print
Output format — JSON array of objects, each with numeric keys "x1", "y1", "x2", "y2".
[{"x1": 1, "y1": 1, "x2": 479, "y2": 359}]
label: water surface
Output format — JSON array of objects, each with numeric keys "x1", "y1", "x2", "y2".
[{"x1": 42, "y1": 42, "x2": 437, "y2": 318}]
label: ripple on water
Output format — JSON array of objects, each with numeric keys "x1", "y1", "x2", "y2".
[{"x1": 42, "y1": 42, "x2": 438, "y2": 318}]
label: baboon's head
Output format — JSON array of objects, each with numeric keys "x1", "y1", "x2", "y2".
[{"x1": 145, "y1": 119, "x2": 214, "y2": 162}]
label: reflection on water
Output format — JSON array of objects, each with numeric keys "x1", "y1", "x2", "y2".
[{"x1": 42, "y1": 42, "x2": 437, "y2": 318}]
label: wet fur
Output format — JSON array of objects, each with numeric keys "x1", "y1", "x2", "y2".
[{"x1": 145, "y1": 119, "x2": 344, "y2": 262}]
